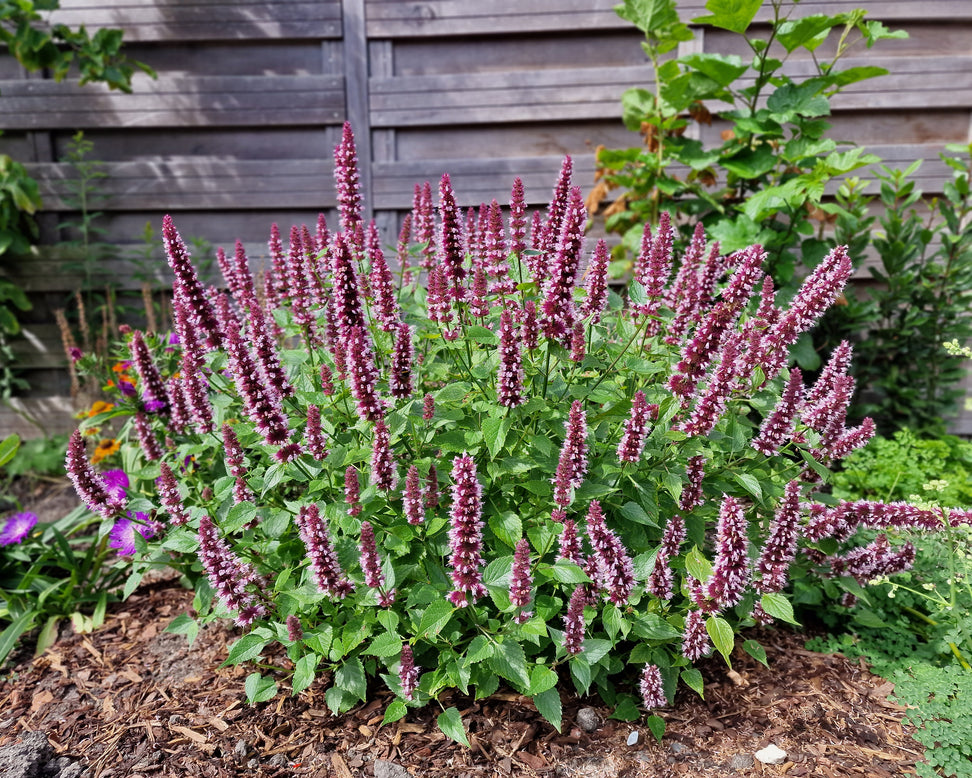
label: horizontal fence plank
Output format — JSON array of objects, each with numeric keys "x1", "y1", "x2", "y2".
[
  {"x1": 0, "y1": 74, "x2": 344, "y2": 130},
  {"x1": 366, "y1": 0, "x2": 972, "y2": 36},
  {"x1": 371, "y1": 55, "x2": 972, "y2": 127},
  {"x1": 51, "y1": 0, "x2": 342, "y2": 41},
  {"x1": 0, "y1": 398, "x2": 77, "y2": 439},
  {"x1": 372, "y1": 143, "x2": 955, "y2": 210},
  {"x1": 26, "y1": 158, "x2": 337, "y2": 211}
]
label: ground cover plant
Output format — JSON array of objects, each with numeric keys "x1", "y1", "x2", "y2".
[{"x1": 54, "y1": 123, "x2": 972, "y2": 747}]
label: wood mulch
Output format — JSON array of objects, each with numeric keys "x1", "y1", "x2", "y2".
[{"x1": 0, "y1": 582, "x2": 924, "y2": 778}]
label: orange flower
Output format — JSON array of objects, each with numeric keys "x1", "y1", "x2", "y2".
[
  {"x1": 91, "y1": 438, "x2": 120, "y2": 464},
  {"x1": 87, "y1": 400, "x2": 115, "y2": 418},
  {"x1": 112, "y1": 361, "x2": 132, "y2": 374}
]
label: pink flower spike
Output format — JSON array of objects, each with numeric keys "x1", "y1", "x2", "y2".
[
  {"x1": 157, "y1": 462, "x2": 190, "y2": 526},
  {"x1": 640, "y1": 664, "x2": 667, "y2": 710},
  {"x1": 563, "y1": 585, "x2": 587, "y2": 655},
  {"x1": 370, "y1": 416, "x2": 398, "y2": 492},
  {"x1": 399, "y1": 644, "x2": 420, "y2": 701},
  {"x1": 509, "y1": 538, "x2": 534, "y2": 623},
  {"x1": 552, "y1": 400, "x2": 589, "y2": 508},
  {"x1": 497, "y1": 309, "x2": 525, "y2": 408},
  {"x1": 403, "y1": 465, "x2": 425, "y2": 525},
  {"x1": 681, "y1": 609, "x2": 712, "y2": 661},
  {"x1": 556, "y1": 519, "x2": 585, "y2": 567},
  {"x1": 334, "y1": 122, "x2": 362, "y2": 236},
  {"x1": 306, "y1": 405, "x2": 329, "y2": 461},
  {"x1": 703, "y1": 495, "x2": 750, "y2": 609},
  {"x1": 751, "y1": 368, "x2": 804, "y2": 456},
  {"x1": 617, "y1": 390, "x2": 653, "y2": 463},
  {"x1": 581, "y1": 239, "x2": 610, "y2": 324},
  {"x1": 446, "y1": 454, "x2": 487, "y2": 607},
  {"x1": 295, "y1": 503, "x2": 354, "y2": 599},
  {"x1": 389, "y1": 323, "x2": 415, "y2": 400},
  {"x1": 345, "y1": 466, "x2": 362, "y2": 517},
  {"x1": 755, "y1": 480, "x2": 802, "y2": 593},
  {"x1": 360, "y1": 521, "x2": 395, "y2": 606},
  {"x1": 65, "y1": 430, "x2": 126, "y2": 519},
  {"x1": 198, "y1": 514, "x2": 266, "y2": 627}
]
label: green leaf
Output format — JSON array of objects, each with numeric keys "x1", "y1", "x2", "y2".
[
  {"x1": 365, "y1": 632, "x2": 403, "y2": 657},
  {"x1": 570, "y1": 656, "x2": 592, "y2": 695},
  {"x1": 545, "y1": 561, "x2": 591, "y2": 584},
  {"x1": 706, "y1": 615, "x2": 735, "y2": 663},
  {"x1": 681, "y1": 668, "x2": 705, "y2": 698},
  {"x1": 721, "y1": 145, "x2": 776, "y2": 179},
  {"x1": 533, "y1": 688, "x2": 563, "y2": 732},
  {"x1": 646, "y1": 714, "x2": 666, "y2": 743},
  {"x1": 852, "y1": 609, "x2": 889, "y2": 629},
  {"x1": 742, "y1": 639, "x2": 769, "y2": 668},
  {"x1": 489, "y1": 639, "x2": 531, "y2": 691},
  {"x1": 382, "y1": 700, "x2": 408, "y2": 725},
  {"x1": 224, "y1": 633, "x2": 269, "y2": 665},
  {"x1": 760, "y1": 593, "x2": 800, "y2": 625},
  {"x1": 684, "y1": 545, "x2": 712, "y2": 583},
  {"x1": 466, "y1": 635, "x2": 494, "y2": 664},
  {"x1": 766, "y1": 82, "x2": 830, "y2": 119},
  {"x1": 292, "y1": 654, "x2": 319, "y2": 695},
  {"x1": 776, "y1": 14, "x2": 839, "y2": 53},
  {"x1": 732, "y1": 472, "x2": 762, "y2": 501},
  {"x1": 221, "y1": 501, "x2": 257, "y2": 534},
  {"x1": 418, "y1": 598, "x2": 455, "y2": 639},
  {"x1": 165, "y1": 613, "x2": 199, "y2": 647},
  {"x1": 691, "y1": 0, "x2": 762, "y2": 34},
  {"x1": 619, "y1": 501, "x2": 653, "y2": 525},
  {"x1": 488, "y1": 511, "x2": 521, "y2": 550},
  {"x1": 0, "y1": 433, "x2": 20, "y2": 467},
  {"x1": 482, "y1": 416, "x2": 511, "y2": 460},
  {"x1": 465, "y1": 325, "x2": 497, "y2": 344},
  {"x1": 335, "y1": 657, "x2": 367, "y2": 701},
  {"x1": 609, "y1": 694, "x2": 641, "y2": 721},
  {"x1": 632, "y1": 613, "x2": 681, "y2": 640},
  {"x1": 245, "y1": 672, "x2": 278, "y2": 704},
  {"x1": 678, "y1": 52, "x2": 747, "y2": 87},
  {"x1": 583, "y1": 638, "x2": 613, "y2": 665},
  {"x1": 529, "y1": 665, "x2": 559, "y2": 695},
  {"x1": 438, "y1": 707, "x2": 470, "y2": 746}
]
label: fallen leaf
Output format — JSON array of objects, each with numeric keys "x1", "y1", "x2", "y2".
[
  {"x1": 331, "y1": 753, "x2": 353, "y2": 778},
  {"x1": 30, "y1": 689, "x2": 54, "y2": 713}
]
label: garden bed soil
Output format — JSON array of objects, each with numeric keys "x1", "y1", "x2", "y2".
[{"x1": 0, "y1": 581, "x2": 923, "y2": 778}]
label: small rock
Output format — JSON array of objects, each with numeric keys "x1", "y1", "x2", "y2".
[
  {"x1": 0, "y1": 731, "x2": 53, "y2": 778},
  {"x1": 669, "y1": 742, "x2": 689, "y2": 755},
  {"x1": 233, "y1": 740, "x2": 248, "y2": 759},
  {"x1": 246, "y1": 758, "x2": 260, "y2": 770},
  {"x1": 374, "y1": 759, "x2": 411, "y2": 778},
  {"x1": 576, "y1": 707, "x2": 600, "y2": 732},
  {"x1": 626, "y1": 730, "x2": 639, "y2": 746},
  {"x1": 729, "y1": 753, "x2": 755, "y2": 770},
  {"x1": 755, "y1": 744, "x2": 787, "y2": 765},
  {"x1": 268, "y1": 754, "x2": 289, "y2": 767}
]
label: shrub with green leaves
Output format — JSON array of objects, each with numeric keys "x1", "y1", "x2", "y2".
[{"x1": 63, "y1": 124, "x2": 968, "y2": 744}]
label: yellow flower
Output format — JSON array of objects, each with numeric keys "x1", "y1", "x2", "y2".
[
  {"x1": 87, "y1": 400, "x2": 115, "y2": 418},
  {"x1": 91, "y1": 438, "x2": 120, "y2": 464}
]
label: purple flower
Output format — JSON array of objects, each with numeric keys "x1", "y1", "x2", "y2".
[
  {"x1": 334, "y1": 122, "x2": 362, "y2": 236},
  {"x1": 412, "y1": 181, "x2": 436, "y2": 270},
  {"x1": 755, "y1": 480, "x2": 802, "y2": 593},
  {"x1": 345, "y1": 466, "x2": 362, "y2": 517},
  {"x1": 552, "y1": 400, "x2": 589, "y2": 508},
  {"x1": 66, "y1": 430, "x2": 126, "y2": 519},
  {"x1": 198, "y1": 514, "x2": 266, "y2": 627},
  {"x1": 172, "y1": 298, "x2": 214, "y2": 435},
  {"x1": 680, "y1": 455, "x2": 705, "y2": 512},
  {"x1": 296, "y1": 504, "x2": 354, "y2": 599},
  {"x1": 399, "y1": 644, "x2": 420, "y2": 701},
  {"x1": 520, "y1": 299, "x2": 540, "y2": 351},
  {"x1": 425, "y1": 465, "x2": 439, "y2": 510},
  {"x1": 437, "y1": 173, "x2": 467, "y2": 301},
  {"x1": 403, "y1": 465, "x2": 425, "y2": 525},
  {"x1": 422, "y1": 393, "x2": 435, "y2": 421},
  {"x1": 389, "y1": 323, "x2": 415, "y2": 400},
  {"x1": 485, "y1": 199, "x2": 513, "y2": 296},
  {"x1": 703, "y1": 495, "x2": 750, "y2": 609},
  {"x1": 540, "y1": 155, "x2": 574, "y2": 264},
  {"x1": 370, "y1": 416, "x2": 398, "y2": 492},
  {"x1": 306, "y1": 405, "x2": 329, "y2": 461},
  {"x1": 509, "y1": 538, "x2": 533, "y2": 623},
  {"x1": 102, "y1": 469, "x2": 129, "y2": 501},
  {"x1": 157, "y1": 462, "x2": 190, "y2": 526},
  {"x1": 396, "y1": 214, "x2": 413, "y2": 284},
  {"x1": 133, "y1": 412, "x2": 163, "y2": 461},
  {"x1": 751, "y1": 368, "x2": 804, "y2": 456},
  {"x1": 331, "y1": 233, "x2": 366, "y2": 338},
  {"x1": 360, "y1": 521, "x2": 395, "y2": 606},
  {"x1": 681, "y1": 609, "x2": 712, "y2": 661},
  {"x1": 585, "y1": 501, "x2": 635, "y2": 605},
  {"x1": 569, "y1": 320, "x2": 586, "y2": 363},
  {"x1": 632, "y1": 212, "x2": 675, "y2": 335},
  {"x1": 497, "y1": 309, "x2": 525, "y2": 408},
  {"x1": 469, "y1": 264, "x2": 491, "y2": 319},
  {"x1": 639, "y1": 664, "x2": 667, "y2": 710},
  {"x1": 222, "y1": 423, "x2": 255, "y2": 504},
  {"x1": 346, "y1": 325, "x2": 386, "y2": 423},
  {"x1": 370, "y1": 235, "x2": 402, "y2": 332},
  {"x1": 286, "y1": 615, "x2": 303, "y2": 643},
  {"x1": 162, "y1": 215, "x2": 222, "y2": 350},
  {"x1": 129, "y1": 331, "x2": 169, "y2": 416},
  {"x1": 508, "y1": 177, "x2": 527, "y2": 259},
  {"x1": 425, "y1": 264, "x2": 453, "y2": 327},
  {"x1": 0, "y1": 512, "x2": 38, "y2": 546},
  {"x1": 647, "y1": 515, "x2": 686, "y2": 600},
  {"x1": 829, "y1": 534, "x2": 917, "y2": 586},
  {"x1": 446, "y1": 454, "x2": 487, "y2": 607},
  {"x1": 581, "y1": 239, "x2": 610, "y2": 324},
  {"x1": 563, "y1": 585, "x2": 587, "y2": 655},
  {"x1": 69, "y1": 346, "x2": 83, "y2": 362},
  {"x1": 541, "y1": 186, "x2": 586, "y2": 344},
  {"x1": 108, "y1": 513, "x2": 157, "y2": 556},
  {"x1": 556, "y1": 519, "x2": 585, "y2": 567},
  {"x1": 678, "y1": 331, "x2": 744, "y2": 438},
  {"x1": 617, "y1": 390, "x2": 656, "y2": 463},
  {"x1": 320, "y1": 364, "x2": 335, "y2": 396}
]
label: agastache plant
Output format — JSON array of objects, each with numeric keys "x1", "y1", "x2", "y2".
[{"x1": 69, "y1": 124, "x2": 972, "y2": 744}]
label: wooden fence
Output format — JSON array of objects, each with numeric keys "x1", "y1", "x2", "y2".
[{"x1": 1, "y1": 0, "x2": 971, "y2": 436}]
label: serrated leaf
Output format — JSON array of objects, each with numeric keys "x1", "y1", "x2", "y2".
[
  {"x1": 383, "y1": 699, "x2": 408, "y2": 725},
  {"x1": 292, "y1": 654, "x2": 319, "y2": 695},
  {"x1": 222, "y1": 501, "x2": 257, "y2": 533},
  {"x1": 164, "y1": 613, "x2": 198, "y2": 647},
  {"x1": 609, "y1": 694, "x2": 641, "y2": 721},
  {"x1": 418, "y1": 598, "x2": 455, "y2": 638},
  {"x1": 529, "y1": 665, "x2": 559, "y2": 695},
  {"x1": 224, "y1": 633, "x2": 269, "y2": 666},
  {"x1": 245, "y1": 672, "x2": 277, "y2": 704},
  {"x1": 335, "y1": 657, "x2": 367, "y2": 701},
  {"x1": 732, "y1": 472, "x2": 762, "y2": 501},
  {"x1": 437, "y1": 707, "x2": 470, "y2": 747},
  {"x1": 684, "y1": 546, "x2": 712, "y2": 583},
  {"x1": 488, "y1": 511, "x2": 521, "y2": 549},
  {"x1": 466, "y1": 635, "x2": 494, "y2": 664},
  {"x1": 545, "y1": 561, "x2": 591, "y2": 584},
  {"x1": 482, "y1": 555, "x2": 514, "y2": 586},
  {"x1": 706, "y1": 615, "x2": 735, "y2": 664},
  {"x1": 632, "y1": 613, "x2": 681, "y2": 640},
  {"x1": 760, "y1": 592, "x2": 800, "y2": 625},
  {"x1": 681, "y1": 668, "x2": 705, "y2": 698},
  {"x1": 583, "y1": 638, "x2": 613, "y2": 665},
  {"x1": 691, "y1": 0, "x2": 761, "y2": 34},
  {"x1": 742, "y1": 639, "x2": 769, "y2": 668},
  {"x1": 620, "y1": 501, "x2": 653, "y2": 525},
  {"x1": 570, "y1": 656, "x2": 591, "y2": 695},
  {"x1": 646, "y1": 714, "x2": 666, "y2": 743},
  {"x1": 489, "y1": 639, "x2": 531, "y2": 690},
  {"x1": 533, "y1": 688, "x2": 562, "y2": 732},
  {"x1": 482, "y1": 416, "x2": 510, "y2": 460},
  {"x1": 365, "y1": 632, "x2": 403, "y2": 657}
]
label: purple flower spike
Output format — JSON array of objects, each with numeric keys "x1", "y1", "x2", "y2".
[
  {"x1": 703, "y1": 495, "x2": 750, "y2": 609},
  {"x1": 681, "y1": 609, "x2": 712, "y2": 661},
  {"x1": 647, "y1": 515, "x2": 685, "y2": 600},
  {"x1": 413, "y1": 181, "x2": 436, "y2": 270},
  {"x1": 497, "y1": 309, "x2": 525, "y2": 408},
  {"x1": 345, "y1": 466, "x2": 362, "y2": 517},
  {"x1": 198, "y1": 514, "x2": 266, "y2": 627},
  {"x1": 509, "y1": 538, "x2": 534, "y2": 623},
  {"x1": 469, "y1": 264, "x2": 491, "y2": 319},
  {"x1": 541, "y1": 155, "x2": 574, "y2": 262},
  {"x1": 542, "y1": 186, "x2": 586, "y2": 344},
  {"x1": 129, "y1": 331, "x2": 169, "y2": 415},
  {"x1": 404, "y1": 465, "x2": 425, "y2": 525},
  {"x1": 437, "y1": 173, "x2": 467, "y2": 301},
  {"x1": 520, "y1": 299, "x2": 540, "y2": 351},
  {"x1": 422, "y1": 393, "x2": 435, "y2": 421},
  {"x1": 157, "y1": 462, "x2": 190, "y2": 526},
  {"x1": 306, "y1": 405, "x2": 329, "y2": 461},
  {"x1": 556, "y1": 519, "x2": 585, "y2": 567},
  {"x1": 0, "y1": 512, "x2": 38, "y2": 546},
  {"x1": 617, "y1": 390, "x2": 654, "y2": 463},
  {"x1": 162, "y1": 215, "x2": 222, "y2": 350},
  {"x1": 320, "y1": 364, "x2": 335, "y2": 396},
  {"x1": 389, "y1": 323, "x2": 415, "y2": 400},
  {"x1": 751, "y1": 368, "x2": 804, "y2": 456},
  {"x1": 680, "y1": 455, "x2": 705, "y2": 512},
  {"x1": 569, "y1": 320, "x2": 586, "y2": 363},
  {"x1": 509, "y1": 177, "x2": 527, "y2": 259},
  {"x1": 66, "y1": 430, "x2": 126, "y2": 519},
  {"x1": 755, "y1": 480, "x2": 802, "y2": 593},
  {"x1": 296, "y1": 504, "x2": 354, "y2": 599},
  {"x1": 332, "y1": 234, "x2": 366, "y2": 336},
  {"x1": 640, "y1": 664, "x2": 667, "y2": 710},
  {"x1": 286, "y1": 615, "x2": 303, "y2": 643},
  {"x1": 399, "y1": 644, "x2": 420, "y2": 701},
  {"x1": 370, "y1": 416, "x2": 398, "y2": 492},
  {"x1": 396, "y1": 214, "x2": 413, "y2": 285},
  {"x1": 552, "y1": 401, "x2": 589, "y2": 508},
  {"x1": 360, "y1": 521, "x2": 395, "y2": 606},
  {"x1": 370, "y1": 234, "x2": 402, "y2": 332},
  {"x1": 346, "y1": 325, "x2": 386, "y2": 423},
  {"x1": 222, "y1": 423, "x2": 255, "y2": 504},
  {"x1": 581, "y1": 239, "x2": 610, "y2": 324},
  {"x1": 424, "y1": 465, "x2": 439, "y2": 509},
  {"x1": 563, "y1": 585, "x2": 587, "y2": 655},
  {"x1": 334, "y1": 122, "x2": 362, "y2": 236},
  {"x1": 134, "y1": 412, "x2": 163, "y2": 461},
  {"x1": 585, "y1": 500, "x2": 635, "y2": 605},
  {"x1": 446, "y1": 454, "x2": 487, "y2": 607}
]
